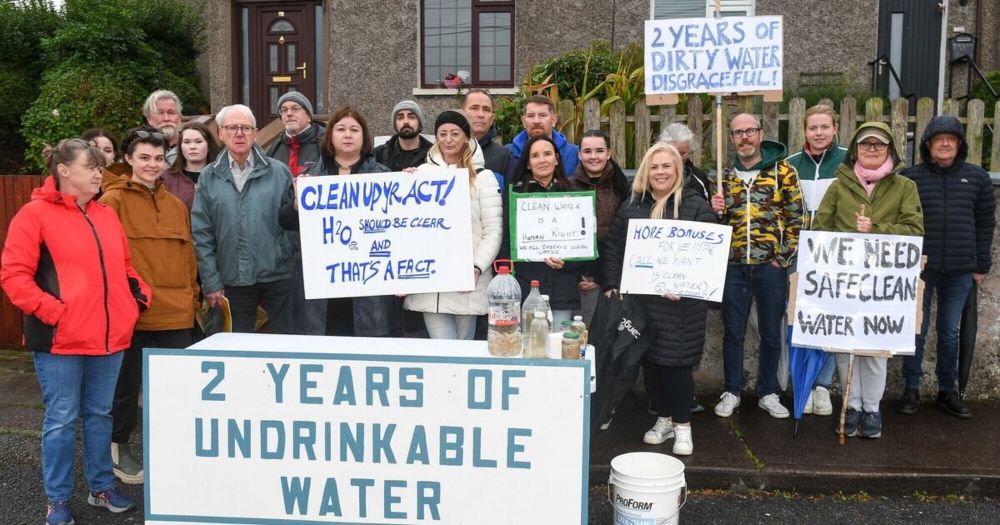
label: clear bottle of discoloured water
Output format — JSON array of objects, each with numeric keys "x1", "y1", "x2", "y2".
[
  {"x1": 487, "y1": 261, "x2": 522, "y2": 357},
  {"x1": 526, "y1": 311, "x2": 549, "y2": 359}
]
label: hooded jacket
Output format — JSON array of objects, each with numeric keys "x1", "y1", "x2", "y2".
[
  {"x1": 506, "y1": 129, "x2": 580, "y2": 180},
  {"x1": 785, "y1": 143, "x2": 849, "y2": 223},
  {"x1": 1, "y1": 177, "x2": 151, "y2": 355},
  {"x1": 714, "y1": 140, "x2": 804, "y2": 267},
  {"x1": 99, "y1": 176, "x2": 199, "y2": 331},
  {"x1": 901, "y1": 116, "x2": 996, "y2": 274},
  {"x1": 812, "y1": 122, "x2": 924, "y2": 237},
  {"x1": 404, "y1": 139, "x2": 503, "y2": 316},
  {"x1": 373, "y1": 134, "x2": 434, "y2": 172},
  {"x1": 267, "y1": 121, "x2": 326, "y2": 176}
]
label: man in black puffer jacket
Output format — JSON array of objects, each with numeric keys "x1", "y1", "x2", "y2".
[{"x1": 897, "y1": 115, "x2": 996, "y2": 419}]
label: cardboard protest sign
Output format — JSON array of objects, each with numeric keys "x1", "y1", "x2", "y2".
[
  {"x1": 619, "y1": 219, "x2": 732, "y2": 302},
  {"x1": 296, "y1": 169, "x2": 473, "y2": 299},
  {"x1": 792, "y1": 231, "x2": 923, "y2": 355},
  {"x1": 144, "y1": 335, "x2": 591, "y2": 524},
  {"x1": 509, "y1": 191, "x2": 597, "y2": 262},
  {"x1": 644, "y1": 16, "x2": 783, "y2": 96}
]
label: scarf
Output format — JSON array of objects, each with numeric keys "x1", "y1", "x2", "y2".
[{"x1": 853, "y1": 156, "x2": 894, "y2": 197}]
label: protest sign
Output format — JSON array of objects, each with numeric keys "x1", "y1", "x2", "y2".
[
  {"x1": 296, "y1": 169, "x2": 473, "y2": 299},
  {"x1": 619, "y1": 219, "x2": 732, "y2": 302},
  {"x1": 144, "y1": 335, "x2": 590, "y2": 524},
  {"x1": 644, "y1": 16, "x2": 783, "y2": 97},
  {"x1": 791, "y1": 231, "x2": 923, "y2": 355},
  {"x1": 509, "y1": 191, "x2": 597, "y2": 262}
]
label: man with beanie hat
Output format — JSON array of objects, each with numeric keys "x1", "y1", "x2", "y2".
[
  {"x1": 897, "y1": 115, "x2": 996, "y2": 418},
  {"x1": 374, "y1": 100, "x2": 433, "y2": 171},
  {"x1": 267, "y1": 92, "x2": 324, "y2": 178}
]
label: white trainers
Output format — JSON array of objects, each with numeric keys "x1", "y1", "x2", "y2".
[
  {"x1": 802, "y1": 390, "x2": 814, "y2": 415},
  {"x1": 714, "y1": 392, "x2": 741, "y2": 417},
  {"x1": 812, "y1": 386, "x2": 833, "y2": 416},
  {"x1": 643, "y1": 417, "x2": 675, "y2": 444},
  {"x1": 758, "y1": 393, "x2": 790, "y2": 418},
  {"x1": 672, "y1": 425, "x2": 693, "y2": 455}
]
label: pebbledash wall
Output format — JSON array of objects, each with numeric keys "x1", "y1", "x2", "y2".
[{"x1": 196, "y1": 1, "x2": 1000, "y2": 398}]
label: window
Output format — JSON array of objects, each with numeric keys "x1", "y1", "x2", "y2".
[
  {"x1": 421, "y1": 0, "x2": 514, "y2": 88},
  {"x1": 651, "y1": 0, "x2": 755, "y2": 19}
]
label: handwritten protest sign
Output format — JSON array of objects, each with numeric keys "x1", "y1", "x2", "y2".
[
  {"x1": 644, "y1": 16, "x2": 783, "y2": 96},
  {"x1": 144, "y1": 335, "x2": 590, "y2": 524},
  {"x1": 509, "y1": 191, "x2": 597, "y2": 262},
  {"x1": 296, "y1": 169, "x2": 473, "y2": 299},
  {"x1": 792, "y1": 231, "x2": 923, "y2": 355},
  {"x1": 619, "y1": 219, "x2": 732, "y2": 302}
]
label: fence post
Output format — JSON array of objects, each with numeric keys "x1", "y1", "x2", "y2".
[
  {"x1": 840, "y1": 97, "x2": 857, "y2": 145},
  {"x1": 865, "y1": 97, "x2": 884, "y2": 123},
  {"x1": 659, "y1": 104, "x2": 677, "y2": 129},
  {"x1": 609, "y1": 100, "x2": 626, "y2": 167},
  {"x1": 558, "y1": 99, "x2": 576, "y2": 145},
  {"x1": 635, "y1": 99, "x2": 652, "y2": 165},
  {"x1": 583, "y1": 98, "x2": 600, "y2": 133},
  {"x1": 914, "y1": 97, "x2": 935, "y2": 165},
  {"x1": 891, "y1": 98, "x2": 909, "y2": 163},
  {"x1": 763, "y1": 101, "x2": 780, "y2": 143},
  {"x1": 688, "y1": 95, "x2": 704, "y2": 168},
  {"x1": 818, "y1": 98, "x2": 834, "y2": 108},
  {"x1": 992, "y1": 102, "x2": 1000, "y2": 172},
  {"x1": 966, "y1": 99, "x2": 985, "y2": 166},
  {"x1": 941, "y1": 98, "x2": 961, "y2": 117},
  {"x1": 786, "y1": 98, "x2": 805, "y2": 153}
]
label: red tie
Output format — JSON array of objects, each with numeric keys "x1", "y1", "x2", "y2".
[{"x1": 288, "y1": 135, "x2": 301, "y2": 177}]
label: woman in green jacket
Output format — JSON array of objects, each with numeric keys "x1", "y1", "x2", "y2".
[{"x1": 812, "y1": 121, "x2": 923, "y2": 439}]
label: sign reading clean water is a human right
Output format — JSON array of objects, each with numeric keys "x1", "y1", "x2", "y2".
[
  {"x1": 510, "y1": 191, "x2": 597, "y2": 262},
  {"x1": 644, "y1": 16, "x2": 784, "y2": 96}
]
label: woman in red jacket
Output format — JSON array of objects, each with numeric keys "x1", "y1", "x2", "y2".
[{"x1": 1, "y1": 139, "x2": 150, "y2": 525}]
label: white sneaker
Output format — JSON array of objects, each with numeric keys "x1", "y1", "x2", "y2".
[
  {"x1": 643, "y1": 417, "x2": 675, "y2": 444},
  {"x1": 714, "y1": 392, "x2": 741, "y2": 417},
  {"x1": 599, "y1": 407, "x2": 616, "y2": 430},
  {"x1": 812, "y1": 386, "x2": 833, "y2": 416},
  {"x1": 802, "y1": 390, "x2": 814, "y2": 415},
  {"x1": 758, "y1": 393, "x2": 790, "y2": 418},
  {"x1": 672, "y1": 425, "x2": 693, "y2": 455}
]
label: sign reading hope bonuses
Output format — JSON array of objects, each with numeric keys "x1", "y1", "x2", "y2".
[
  {"x1": 645, "y1": 16, "x2": 783, "y2": 95},
  {"x1": 296, "y1": 169, "x2": 474, "y2": 298},
  {"x1": 792, "y1": 231, "x2": 923, "y2": 355}
]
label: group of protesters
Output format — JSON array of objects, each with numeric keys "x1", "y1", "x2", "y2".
[{"x1": 0, "y1": 85, "x2": 996, "y2": 524}]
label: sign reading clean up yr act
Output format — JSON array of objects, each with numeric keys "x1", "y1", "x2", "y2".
[
  {"x1": 296, "y1": 169, "x2": 474, "y2": 298},
  {"x1": 510, "y1": 191, "x2": 597, "y2": 262},
  {"x1": 143, "y1": 339, "x2": 590, "y2": 524},
  {"x1": 644, "y1": 15, "x2": 784, "y2": 95}
]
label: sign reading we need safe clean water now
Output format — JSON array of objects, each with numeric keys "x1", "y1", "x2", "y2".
[
  {"x1": 296, "y1": 169, "x2": 474, "y2": 299},
  {"x1": 144, "y1": 334, "x2": 590, "y2": 524}
]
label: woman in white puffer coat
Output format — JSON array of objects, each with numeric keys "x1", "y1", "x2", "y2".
[{"x1": 404, "y1": 110, "x2": 502, "y2": 339}]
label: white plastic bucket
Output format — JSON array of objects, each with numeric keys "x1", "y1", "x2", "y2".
[{"x1": 608, "y1": 452, "x2": 686, "y2": 525}]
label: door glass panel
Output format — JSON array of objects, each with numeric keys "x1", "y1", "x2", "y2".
[
  {"x1": 241, "y1": 7, "x2": 249, "y2": 104},
  {"x1": 287, "y1": 44, "x2": 297, "y2": 73},
  {"x1": 315, "y1": 4, "x2": 325, "y2": 113},
  {"x1": 269, "y1": 19, "x2": 294, "y2": 33},
  {"x1": 269, "y1": 44, "x2": 279, "y2": 73},
  {"x1": 270, "y1": 87, "x2": 280, "y2": 115},
  {"x1": 889, "y1": 12, "x2": 904, "y2": 100}
]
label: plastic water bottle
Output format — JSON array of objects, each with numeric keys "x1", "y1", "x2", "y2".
[
  {"x1": 487, "y1": 260, "x2": 522, "y2": 357},
  {"x1": 571, "y1": 315, "x2": 588, "y2": 349},
  {"x1": 520, "y1": 280, "x2": 542, "y2": 351},
  {"x1": 526, "y1": 311, "x2": 549, "y2": 359},
  {"x1": 540, "y1": 294, "x2": 554, "y2": 329}
]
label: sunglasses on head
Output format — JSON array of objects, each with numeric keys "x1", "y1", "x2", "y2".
[{"x1": 135, "y1": 130, "x2": 165, "y2": 140}]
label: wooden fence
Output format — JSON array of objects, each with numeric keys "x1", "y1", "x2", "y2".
[
  {"x1": 559, "y1": 96, "x2": 1000, "y2": 171},
  {"x1": 1, "y1": 175, "x2": 46, "y2": 346}
]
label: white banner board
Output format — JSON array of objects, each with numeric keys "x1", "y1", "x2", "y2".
[
  {"x1": 297, "y1": 169, "x2": 474, "y2": 298},
  {"x1": 644, "y1": 16, "x2": 784, "y2": 96},
  {"x1": 792, "y1": 231, "x2": 923, "y2": 355},
  {"x1": 510, "y1": 191, "x2": 597, "y2": 262},
  {"x1": 619, "y1": 219, "x2": 732, "y2": 302},
  {"x1": 144, "y1": 336, "x2": 590, "y2": 524}
]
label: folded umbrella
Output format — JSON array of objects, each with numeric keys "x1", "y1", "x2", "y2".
[
  {"x1": 958, "y1": 289, "x2": 978, "y2": 399},
  {"x1": 589, "y1": 292, "x2": 650, "y2": 433},
  {"x1": 787, "y1": 326, "x2": 829, "y2": 435}
]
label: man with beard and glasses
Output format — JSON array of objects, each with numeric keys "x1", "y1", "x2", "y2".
[
  {"x1": 142, "y1": 90, "x2": 183, "y2": 168},
  {"x1": 373, "y1": 100, "x2": 433, "y2": 171},
  {"x1": 267, "y1": 92, "x2": 324, "y2": 178}
]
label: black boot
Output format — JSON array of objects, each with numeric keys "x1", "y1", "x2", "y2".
[
  {"x1": 895, "y1": 388, "x2": 919, "y2": 415},
  {"x1": 937, "y1": 390, "x2": 972, "y2": 419}
]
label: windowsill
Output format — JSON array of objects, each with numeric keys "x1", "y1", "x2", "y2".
[{"x1": 412, "y1": 87, "x2": 519, "y2": 96}]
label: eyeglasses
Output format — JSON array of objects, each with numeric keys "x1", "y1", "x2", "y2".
[
  {"x1": 135, "y1": 130, "x2": 165, "y2": 140},
  {"x1": 858, "y1": 141, "x2": 889, "y2": 151},
  {"x1": 221, "y1": 125, "x2": 255, "y2": 135},
  {"x1": 730, "y1": 128, "x2": 761, "y2": 138}
]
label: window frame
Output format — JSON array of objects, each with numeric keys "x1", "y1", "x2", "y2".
[
  {"x1": 419, "y1": 0, "x2": 515, "y2": 89},
  {"x1": 649, "y1": 0, "x2": 755, "y2": 19}
]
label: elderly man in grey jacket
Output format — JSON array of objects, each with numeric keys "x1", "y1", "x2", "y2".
[{"x1": 192, "y1": 104, "x2": 297, "y2": 333}]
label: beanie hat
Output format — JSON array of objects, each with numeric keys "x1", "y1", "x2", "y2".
[
  {"x1": 277, "y1": 91, "x2": 314, "y2": 116},
  {"x1": 434, "y1": 110, "x2": 471, "y2": 138},
  {"x1": 392, "y1": 100, "x2": 426, "y2": 132}
]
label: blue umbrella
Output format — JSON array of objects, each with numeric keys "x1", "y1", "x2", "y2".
[{"x1": 787, "y1": 326, "x2": 830, "y2": 435}]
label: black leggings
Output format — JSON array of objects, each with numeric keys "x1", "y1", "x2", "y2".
[
  {"x1": 656, "y1": 365, "x2": 694, "y2": 424},
  {"x1": 112, "y1": 328, "x2": 192, "y2": 443}
]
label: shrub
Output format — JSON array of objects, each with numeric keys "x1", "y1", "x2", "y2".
[{"x1": 970, "y1": 70, "x2": 1000, "y2": 117}]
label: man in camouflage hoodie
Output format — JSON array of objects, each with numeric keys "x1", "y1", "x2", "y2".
[{"x1": 710, "y1": 112, "x2": 804, "y2": 419}]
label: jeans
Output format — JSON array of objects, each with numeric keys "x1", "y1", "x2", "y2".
[
  {"x1": 722, "y1": 263, "x2": 786, "y2": 396},
  {"x1": 227, "y1": 278, "x2": 294, "y2": 334},
  {"x1": 815, "y1": 354, "x2": 836, "y2": 389},
  {"x1": 423, "y1": 313, "x2": 477, "y2": 340},
  {"x1": 33, "y1": 350, "x2": 123, "y2": 502},
  {"x1": 112, "y1": 329, "x2": 191, "y2": 444},
  {"x1": 902, "y1": 270, "x2": 974, "y2": 391}
]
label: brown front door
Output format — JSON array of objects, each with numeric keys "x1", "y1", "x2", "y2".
[{"x1": 238, "y1": 2, "x2": 320, "y2": 121}]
